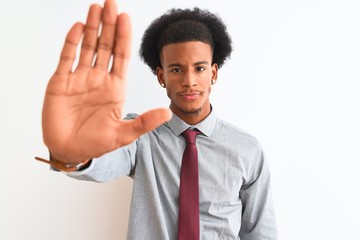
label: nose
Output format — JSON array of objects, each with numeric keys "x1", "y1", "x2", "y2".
[{"x1": 181, "y1": 71, "x2": 197, "y2": 88}]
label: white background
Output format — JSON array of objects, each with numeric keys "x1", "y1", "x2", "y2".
[{"x1": 1, "y1": 0, "x2": 359, "y2": 239}]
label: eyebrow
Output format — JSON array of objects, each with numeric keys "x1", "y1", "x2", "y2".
[{"x1": 166, "y1": 61, "x2": 210, "y2": 68}]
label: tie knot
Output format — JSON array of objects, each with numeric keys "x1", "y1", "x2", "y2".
[{"x1": 182, "y1": 129, "x2": 199, "y2": 145}]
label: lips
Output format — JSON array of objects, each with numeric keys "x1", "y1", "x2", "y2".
[{"x1": 179, "y1": 91, "x2": 202, "y2": 100}]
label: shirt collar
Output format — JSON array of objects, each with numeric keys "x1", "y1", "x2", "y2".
[{"x1": 165, "y1": 107, "x2": 217, "y2": 137}]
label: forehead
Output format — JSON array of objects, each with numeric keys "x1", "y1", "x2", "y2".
[{"x1": 160, "y1": 41, "x2": 212, "y2": 65}]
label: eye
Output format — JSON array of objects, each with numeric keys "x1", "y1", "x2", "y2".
[
  {"x1": 170, "y1": 68, "x2": 182, "y2": 73},
  {"x1": 195, "y1": 66, "x2": 206, "y2": 72}
]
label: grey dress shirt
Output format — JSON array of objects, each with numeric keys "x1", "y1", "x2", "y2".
[{"x1": 68, "y1": 110, "x2": 278, "y2": 240}]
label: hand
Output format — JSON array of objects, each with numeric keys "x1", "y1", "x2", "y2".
[{"x1": 42, "y1": 0, "x2": 172, "y2": 164}]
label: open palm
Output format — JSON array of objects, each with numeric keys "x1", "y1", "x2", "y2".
[{"x1": 42, "y1": 0, "x2": 171, "y2": 164}]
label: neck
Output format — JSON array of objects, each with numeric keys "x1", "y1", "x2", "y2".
[{"x1": 170, "y1": 103, "x2": 211, "y2": 125}]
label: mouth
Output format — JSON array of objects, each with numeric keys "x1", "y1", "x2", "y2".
[{"x1": 179, "y1": 91, "x2": 202, "y2": 100}]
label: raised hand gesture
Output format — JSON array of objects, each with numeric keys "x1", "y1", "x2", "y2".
[{"x1": 41, "y1": 0, "x2": 171, "y2": 164}]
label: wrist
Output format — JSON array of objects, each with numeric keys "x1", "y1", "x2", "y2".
[{"x1": 35, "y1": 152, "x2": 92, "y2": 172}]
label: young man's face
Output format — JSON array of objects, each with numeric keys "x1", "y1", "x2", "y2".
[{"x1": 156, "y1": 41, "x2": 218, "y2": 124}]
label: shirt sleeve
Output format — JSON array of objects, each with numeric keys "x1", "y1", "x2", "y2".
[
  {"x1": 65, "y1": 140, "x2": 137, "y2": 183},
  {"x1": 239, "y1": 146, "x2": 278, "y2": 240}
]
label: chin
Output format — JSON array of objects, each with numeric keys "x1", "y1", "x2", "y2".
[{"x1": 180, "y1": 106, "x2": 202, "y2": 115}]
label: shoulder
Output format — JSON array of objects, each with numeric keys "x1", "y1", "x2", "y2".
[{"x1": 214, "y1": 117, "x2": 262, "y2": 151}]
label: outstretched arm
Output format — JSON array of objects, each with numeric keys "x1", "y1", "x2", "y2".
[{"x1": 41, "y1": 0, "x2": 171, "y2": 165}]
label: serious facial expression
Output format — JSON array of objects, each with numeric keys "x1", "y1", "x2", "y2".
[{"x1": 156, "y1": 41, "x2": 218, "y2": 124}]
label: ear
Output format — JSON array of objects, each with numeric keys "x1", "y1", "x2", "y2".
[
  {"x1": 156, "y1": 67, "x2": 166, "y2": 88},
  {"x1": 211, "y1": 63, "x2": 218, "y2": 85}
]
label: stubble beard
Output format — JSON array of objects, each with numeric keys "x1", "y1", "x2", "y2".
[{"x1": 180, "y1": 106, "x2": 202, "y2": 116}]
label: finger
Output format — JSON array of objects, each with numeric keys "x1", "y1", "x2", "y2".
[
  {"x1": 111, "y1": 13, "x2": 132, "y2": 79},
  {"x1": 56, "y1": 22, "x2": 84, "y2": 75},
  {"x1": 117, "y1": 108, "x2": 172, "y2": 146},
  {"x1": 78, "y1": 4, "x2": 102, "y2": 68},
  {"x1": 94, "y1": 0, "x2": 118, "y2": 70}
]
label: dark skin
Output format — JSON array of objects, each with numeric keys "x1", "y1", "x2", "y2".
[
  {"x1": 41, "y1": 0, "x2": 218, "y2": 164},
  {"x1": 156, "y1": 41, "x2": 218, "y2": 125},
  {"x1": 42, "y1": 0, "x2": 171, "y2": 164}
]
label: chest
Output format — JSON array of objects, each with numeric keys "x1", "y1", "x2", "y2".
[{"x1": 145, "y1": 133, "x2": 246, "y2": 204}]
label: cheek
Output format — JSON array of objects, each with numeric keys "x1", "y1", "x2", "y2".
[
  {"x1": 207, "y1": 85, "x2": 212, "y2": 95},
  {"x1": 165, "y1": 86, "x2": 173, "y2": 99},
  {"x1": 164, "y1": 79, "x2": 179, "y2": 94},
  {"x1": 206, "y1": 80, "x2": 212, "y2": 93}
]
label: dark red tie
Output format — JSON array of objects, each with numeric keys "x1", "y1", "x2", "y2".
[{"x1": 178, "y1": 129, "x2": 200, "y2": 240}]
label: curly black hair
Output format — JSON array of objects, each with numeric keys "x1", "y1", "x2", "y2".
[{"x1": 139, "y1": 8, "x2": 233, "y2": 74}]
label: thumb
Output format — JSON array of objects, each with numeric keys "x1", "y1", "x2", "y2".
[{"x1": 116, "y1": 108, "x2": 172, "y2": 146}]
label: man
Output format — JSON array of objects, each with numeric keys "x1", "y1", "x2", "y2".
[{"x1": 37, "y1": 0, "x2": 278, "y2": 239}]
